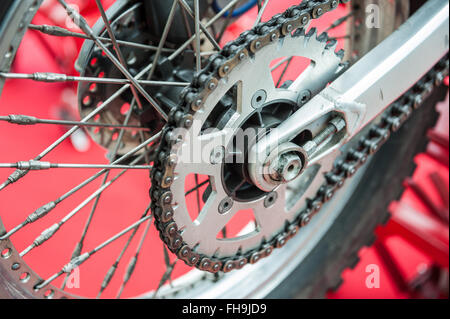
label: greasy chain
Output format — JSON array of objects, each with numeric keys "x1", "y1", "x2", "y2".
[{"x1": 150, "y1": 0, "x2": 450, "y2": 273}]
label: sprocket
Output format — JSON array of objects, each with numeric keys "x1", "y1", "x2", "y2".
[{"x1": 151, "y1": 0, "x2": 348, "y2": 273}]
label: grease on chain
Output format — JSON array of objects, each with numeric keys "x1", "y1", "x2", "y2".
[{"x1": 150, "y1": 0, "x2": 450, "y2": 273}]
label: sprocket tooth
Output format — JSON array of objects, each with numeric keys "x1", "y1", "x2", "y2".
[
  {"x1": 317, "y1": 32, "x2": 329, "y2": 42},
  {"x1": 293, "y1": 27, "x2": 306, "y2": 38},
  {"x1": 306, "y1": 27, "x2": 317, "y2": 38},
  {"x1": 335, "y1": 49, "x2": 345, "y2": 60},
  {"x1": 325, "y1": 39, "x2": 338, "y2": 51}
]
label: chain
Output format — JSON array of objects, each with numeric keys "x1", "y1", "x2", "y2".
[{"x1": 149, "y1": 0, "x2": 449, "y2": 273}]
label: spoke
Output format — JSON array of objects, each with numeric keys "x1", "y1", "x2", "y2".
[
  {"x1": 62, "y1": 100, "x2": 139, "y2": 290},
  {"x1": 116, "y1": 213, "x2": 153, "y2": 298},
  {"x1": 0, "y1": 114, "x2": 150, "y2": 130},
  {"x1": 0, "y1": 132, "x2": 160, "y2": 241},
  {"x1": 324, "y1": 12, "x2": 354, "y2": 32},
  {"x1": 95, "y1": 0, "x2": 145, "y2": 111},
  {"x1": 0, "y1": 61, "x2": 159, "y2": 192},
  {"x1": 0, "y1": 0, "x2": 242, "y2": 192},
  {"x1": 147, "y1": 0, "x2": 179, "y2": 82},
  {"x1": 28, "y1": 24, "x2": 175, "y2": 53},
  {"x1": 165, "y1": 0, "x2": 241, "y2": 64},
  {"x1": 276, "y1": 57, "x2": 293, "y2": 88},
  {"x1": 185, "y1": 179, "x2": 210, "y2": 196},
  {"x1": 162, "y1": 246, "x2": 175, "y2": 287},
  {"x1": 19, "y1": 155, "x2": 150, "y2": 258},
  {"x1": 0, "y1": 162, "x2": 152, "y2": 170},
  {"x1": 257, "y1": 0, "x2": 262, "y2": 11},
  {"x1": 163, "y1": 246, "x2": 172, "y2": 271},
  {"x1": 194, "y1": 0, "x2": 202, "y2": 73},
  {"x1": 329, "y1": 34, "x2": 351, "y2": 41},
  {"x1": 177, "y1": 0, "x2": 221, "y2": 52},
  {"x1": 253, "y1": 0, "x2": 270, "y2": 27},
  {"x1": 270, "y1": 57, "x2": 291, "y2": 72},
  {"x1": 34, "y1": 214, "x2": 153, "y2": 290},
  {"x1": 194, "y1": 174, "x2": 201, "y2": 213},
  {"x1": 180, "y1": 1, "x2": 194, "y2": 50},
  {"x1": 0, "y1": 72, "x2": 189, "y2": 87},
  {"x1": 57, "y1": 0, "x2": 167, "y2": 120},
  {"x1": 96, "y1": 203, "x2": 152, "y2": 298},
  {"x1": 153, "y1": 259, "x2": 179, "y2": 299},
  {"x1": 216, "y1": 2, "x2": 238, "y2": 43}
]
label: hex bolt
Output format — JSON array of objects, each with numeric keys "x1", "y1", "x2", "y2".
[
  {"x1": 264, "y1": 191, "x2": 278, "y2": 208},
  {"x1": 218, "y1": 197, "x2": 233, "y2": 214},
  {"x1": 210, "y1": 146, "x2": 225, "y2": 165},
  {"x1": 251, "y1": 89, "x2": 267, "y2": 109},
  {"x1": 298, "y1": 90, "x2": 311, "y2": 105}
]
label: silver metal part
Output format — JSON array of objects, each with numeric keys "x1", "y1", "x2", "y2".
[
  {"x1": 210, "y1": 146, "x2": 225, "y2": 165},
  {"x1": 251, "y1": 89, "x2": 267, "y2": 109},
  {"x1": 218, "y1": 197, "x2": 234, "y2": 214},
  {"x1": 270, "y1": 152, "x2": 303, "y2": 183}
]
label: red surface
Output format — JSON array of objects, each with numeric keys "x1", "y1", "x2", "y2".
[{"x1": 0, "y1": 0, "x2": 448, "y2": 299}]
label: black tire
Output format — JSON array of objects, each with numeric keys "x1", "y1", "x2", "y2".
[
  {"x1": 268, "y1": 84, "x2": 448, "y2": 298},
  {"x1": 0, "y1": 0, "x2": 14, "y2": 30}
]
